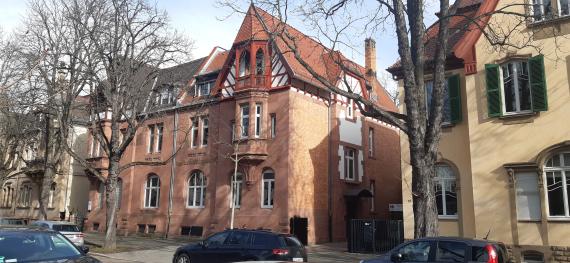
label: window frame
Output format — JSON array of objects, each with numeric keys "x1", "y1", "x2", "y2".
[
  {"x1": 254, "y1": 103, "x2": 262, "y2": 138},
  {"x1": 148, "y1": 125, "x2": 155, "y2": 153},
  {"x1": 196, "y1": 81, "x2": 214, "y2": 97},
  {"x1": 344, "y1": 147, "x2": 357, "y2": 181},
  {"x1": 515, "y1": 172, "x2": 542, "y2": 221},
  {"x1": 240, "y1": 104, "x2": 250, "y2": 138},
  {"x1": 434, "y1": 163, "x2": 458, "y2": 219},
  {"x1": 230, "y1": 173, "x2": 243, "y2": 208},
  {"x1": 144, "y1": 175, "x2": 160, "y2": 208},
  {"x1": 543, "y1": 152, "x2": 570, "y2": 219},
  {"x1": 201, "y1": 117, "x2": 209, "y2": 147},
  {"x1": 261, "y1": 170, "x2": 275, "y2": 208},
  {"x1": 187, "y1": 171, "x2": 206, "y2": 208},
  {"x1": 531, "y1": 0, "x2": 554, "y2": 22},
  {"x1": 368, "y1": 127, "x2": 374, "y2": 157},
  {"x1": 270, "y1": 114, "x2": 276, "y2": 138},
  {"x1": 560, "y1": 0, "x2": 570, "y2": 16},
  {"x1": 499, "y1": 60, "x2": 533, "y2": 115},
  {"x1": 191, "y1": 118, "x2": 199, "y2": 148},
  {"x1": 346, "y1": 99, "x2": 354, "y2": 119},
  {"x1": 156, "y1": 124, "x2": 163, "y2": 152}
]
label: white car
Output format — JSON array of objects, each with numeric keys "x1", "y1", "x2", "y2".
[{"x1": 31, "y1": 220, "x2": 84, "y2": 246}]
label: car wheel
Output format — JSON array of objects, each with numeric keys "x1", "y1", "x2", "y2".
[{"x1": 175, "y1": 253, "x2": 190, "y2": 263}]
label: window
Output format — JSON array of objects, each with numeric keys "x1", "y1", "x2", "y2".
[
  {"x1": 240, "y1": 104, "x2": 249, "y2": 138},
  {"x1": 48, "y1": 182, "x2": 56, "y2": 208},
  {"x1": 188, "y1": 171, "x2": 206, "y2": 208},
  {"x1": 255, "y1": 49, "x2": 264, "y2": 75},
  {"x1": 225, "y1": 231, "x2": 252, "y2": 246},
  {"x1": 515, "y1": 172, "x2": 541, "y2": 220},
  {"x1": 2, "y1": 183, "x2": 13, "y2": 207},
  {"x1": 370, "y1": 180, "x2": 376, "y2": 212},
  {"x1": 255, "y1": 103, "x2": 262, "y2": 138},
  {"x1": 486, "y1": 56, "x2": 547, "y2": 117},
  {"x1": 157, "y1": 86, "x2": 175, "y2": 106},
  {"x1": 231, "y1": 120, "x2": 236, "y2": 141},
  {"x1": 156, "y1": 124, "x2": 163, "y2": 152},
  {"x1": 434, "y1": 164, "x2": 457, "y2": 217},
  {"x1": 206, "y1": 232, "x2": 229, "y2": 247},
  {"x1": 270, "y1": 114, "x2": 276, "y2": 138},
  {"x1": 201, "y1": 117, "x2": 209, "y2": 147},
  {"x1": 436, "y1": 241, "x2": 466, "y2": 262},
  {"x1": 239, "y1": 50, "x2": 250, "y2": 77},
  {"x1": 395, "y1": 241, "x2": 432, "y2": 262},
  {"x1": 148, "y1": 124, "x2": 163, "y2": 153},
  {"x1": 19, "y1": 183, "x2": 32, "y2": 207},
  {"x1": 191, "y1": 118, "x2": 199, "y2": 148},
  {"x1": 532, "y1": 0, "x2": 553, "y2": 21},
  {"x1": 253, "y1": 233, "x2": 281, "y2": 247},
  {"x1": 544, "y1": 152, "x2": 570, "y2": 217},
  {"x1": 347, "y1": 99, "x2": 353, "y2": 118},
  {"x1": 368, "y1": 128, "x2": 374, "y2": 157},
  {"x1": 144, "y1": 175, "x2": 160, "y2": 208},
  {"x1": 425, "y1": 75, "x2": 461, "y2": 124},
  {"x1": 230, "y1": 173, "x2": 243, "y2": 208},
  {"x1": 148, "y1": 125, "x2": 155, "y2": 153},
  {"x1": 262, "y1": 170, "x2": 275, "y2": 208},
  {"x1": 561, "y1": 0, "x2": 570, "y2": 16},
  {"x1": 98, "y1": 183, "x2": 104, "y2": 209},
  {"x1": 196, "y1": 81, "x2": 213, "y2": 97},
  {"x1": 344, "y1": 147, "x2": 356, "y2": 180}
]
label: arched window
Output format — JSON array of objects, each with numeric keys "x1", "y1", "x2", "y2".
[
  {"x1": 19, "y1": 182, "x2": 32, "y2": 207},
  {"x1": 544, "y1": 152, "x2": 570, "y2": 217},
  {"x1": 188, "y1": 171, "x2": 206, "y2": 208},
  {"x1": 48, "y1": 182, "x2": 56, "y2": 208},
  {"x1": 144, "y1": 175, "x2": 160, "y2": 208},
  {"x1": 238, "y1": 50, "x2": 250, "y2": 77},
  {"x1": 230, "y1": 173, "x2": 243, "y2": 208},
  {"x1": 1, "y1": 183, "x2": 13, "y2": 207},
  {"x1": 255, "y1": 48, "x2": 264, "y2": 75},
  {"x1": 434, "y1": 163, "x2": 457, "y2": 217},
  {"x1": 261, "y1": 170, "x2": 275, "y2": 208}
]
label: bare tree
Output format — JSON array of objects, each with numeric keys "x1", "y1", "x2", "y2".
[
  {"x1": 56, "y1": 0, "x2": 192, "y2": 250},
  {"x1": 218, "y1": 0, "x2": 557, "y2": 238}
]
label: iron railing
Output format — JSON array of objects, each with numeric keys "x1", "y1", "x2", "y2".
[{"x1": 348, "y1": 219, "x2": 404, "y2": 254}]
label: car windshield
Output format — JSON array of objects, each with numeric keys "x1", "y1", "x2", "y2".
[
  {"x1": 53, "y1": 225, "x2": 79, "y2": 232},
  {"x1": 0, "y1": 231, "x2": 82, "y2": 262}
]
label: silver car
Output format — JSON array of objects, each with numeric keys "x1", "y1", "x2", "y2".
[{"x1": 31, "y1": 220, "x2": 84, "y2": 246}]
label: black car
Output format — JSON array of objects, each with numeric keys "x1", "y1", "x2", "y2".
[
  {"x1": 361, "y1": 236, "x2": 509, "y2": 263},
  {"x1": 173, "y1": 229, "x2": 307, "y2": 263},
  {"x1": 0, "y1": 226, "x2": 100, "y2": 263}
]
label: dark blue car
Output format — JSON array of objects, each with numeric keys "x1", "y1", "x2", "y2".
[
  {"x1": 173, "y1": 229, "x2": 307, "y2": 263},
  {"x1": 360, "y1": 237, "x2": 509, "y2": 263}
]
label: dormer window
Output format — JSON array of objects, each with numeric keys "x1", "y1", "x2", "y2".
[
  {"x1": 156, "y1": 86, "x2": 176, "y2": 106},
  {"x1": 196, "y1": 81, "x2": 213, "y2": 97},
  {"x1": 255, "y1": 48, "x2": 264, "y2": 75},
  {"x1": 239, "y1": 50, "x2": 250, "y2": 77}
]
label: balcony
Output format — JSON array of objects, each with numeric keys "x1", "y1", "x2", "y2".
[
  {"x1": 235, "y1": 75, "x2": 268, "y2": 92},
  {"x1": 236, "y1": 138, "x2": 268, "y2": 163}
]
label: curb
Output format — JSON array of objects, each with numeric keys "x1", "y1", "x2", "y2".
[{"x1": 90, "y1": 252, "x2": 143, "y2": 262}]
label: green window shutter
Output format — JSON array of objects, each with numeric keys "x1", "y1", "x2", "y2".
[
  {"x1": 529, "y1": 55, "x2": 548, "y2": 112},
  {"x1": 448, "y1": 74, "x2": 462, "y2": 124},
  {"x1": 485, "y1": 64, "x2": 502, "y2": 117}
]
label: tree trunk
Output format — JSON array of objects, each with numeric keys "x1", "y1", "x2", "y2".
[
  {"x1": 411, "y1": 150, "x2": 439, "y2": 238},
  {"x1": 39, "y1": 165, "x2": 56, "y2": 220},
  {"x1": 104, "y1": 158, "x2": 119, "y2": 250}
]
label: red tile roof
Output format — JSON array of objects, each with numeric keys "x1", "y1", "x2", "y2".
[{"x1": 203, "y1": 50, "x2": 229, "y2": 74}]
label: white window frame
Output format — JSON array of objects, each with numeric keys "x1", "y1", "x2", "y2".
[
  {"x1": 156, "y1": 124, "x2": 163, "y2": 152},
  {"x1": 500, "y1": 61, "x2": 532, "y2": 115},
  {"x1": 344, "y1": 148, "x2": 356, "y2": 180},
  {"x1": 255, "y1": 103, "x2": 262, "y2": 138},
  {"x1": 347, "y1": 99, "x2": 353, "y2": 118},
  {"x1": 187, "y1": 171, "x2": 206, "y2": 208},
  {"x1": 191, "y1": 118, "x2": 199, "y2": 148},
  {"x1": 240, "y1": 104, "x2": 249, "y2": 138},
  {"x1": 231, "y1": 120, "x2": 236, "y2": 141},
  {"x1": 261, "y1": 170, "x2": 275, "y2": 208},
  {"x1": 531, "y1": 0, "x2": 553, "y2": 21},
  {"x1": 148, "y1": 125, "x2": 155, "y2": 153},
  {"x1": 144, "y1": 175, "x2": 160, "y2": 208},
  {"x1": 543, "y1": 152, "x2": 570, "y2": 219},
  {"x1": 230, "y1": 173, "x2": 243, "y2": 208},
  {"x1": 201, "y1": 117, "x2": 209, "y2": 147},
  {"x1": 434, "y1": 164, "x2": 458, "y2": 219},
  {"x1": 368, "y1": 128, "x2": 374, "y2": 157},
  {"x1": 560, "y1": 0, "x2": 570, "y2": 16}
]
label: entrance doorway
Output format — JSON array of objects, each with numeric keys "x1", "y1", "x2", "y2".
[{"x1": 290, "y1": 216, "x2": 308, "y2": 245}]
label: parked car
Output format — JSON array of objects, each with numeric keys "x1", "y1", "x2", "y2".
[
  {"x1": 173, "y1": 229, "x2": 307, "y2": 263},
  {"x1": 0, "y1": 217, "x2": 26, "y2": 226},
  {"x1": 31, "y1": 220, "x2": 84, "y2": 246},
  {"x1": 0, "y1": 225, "x2": 99, "y2": 263},
  {"x1": 360, "y1": 236, "x2": 509, "y2": 263}
]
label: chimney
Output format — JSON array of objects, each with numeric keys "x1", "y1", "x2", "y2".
[{"x1": 364, "y1": 38, "x2": 376, "y2": 80}]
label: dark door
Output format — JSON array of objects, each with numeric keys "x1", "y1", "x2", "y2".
[
  {"x1": 290, "y1": 217, "x2": 308, "y2": 245},
  {"x1": 345, "y1": 197, "x2": 359, "y2": 251}
]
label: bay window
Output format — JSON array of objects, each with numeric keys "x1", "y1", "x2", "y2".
[{"x1": 255, "y1": 103, "x2": 262, "y2": 138}]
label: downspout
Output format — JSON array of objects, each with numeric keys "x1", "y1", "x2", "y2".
[
  {"x1": 165, "y1": 106, "x2": 179, "y2": 238},
  {"x1": 327, "y1": 94, "x2": 333, "y2": 242}
]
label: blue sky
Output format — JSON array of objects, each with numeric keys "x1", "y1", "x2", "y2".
[{"x1": 0, "y1": 0, "x2": 439, "y2": 84}]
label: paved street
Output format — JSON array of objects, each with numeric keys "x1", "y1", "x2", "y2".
[{"x1": 86, "y1": 233, "x2": 377, "y2": 263}]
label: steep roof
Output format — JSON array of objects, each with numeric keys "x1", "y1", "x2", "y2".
[
  {"x1": 232, "y1": 5, "x2": 397, "y2": 111},
  {"x1": 156, "y1": 57, "x2": 207, "y2": 86},
  {"x1": 387, "y1": 0, "x2": 486, "y2": 75}
]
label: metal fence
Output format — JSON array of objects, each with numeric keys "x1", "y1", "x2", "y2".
[{"x1": 348, "y1": 219, "x2": 404, "y2": 254}]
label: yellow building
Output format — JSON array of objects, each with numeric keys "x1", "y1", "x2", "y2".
[{"x1": 388, "y1": 0, "x2": 570, "y2": 261}]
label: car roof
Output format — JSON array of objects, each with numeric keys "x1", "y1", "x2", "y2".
[
  {"x1": 0, "y1": 225, "x2": 58, "y2": 233},
  {"x1": 411, "y1": 236, "x2": 502, "y2": 246},
  {"x1": 33, "y1": 220, "x2": 77, "y2": 225},
  {"x1": 224, "y1": 229, "x2": 282, "y2": 235}
]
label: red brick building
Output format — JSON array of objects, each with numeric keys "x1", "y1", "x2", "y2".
[{"x1": 85, "y1": 5, "x2": 401, "y2": 244}]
